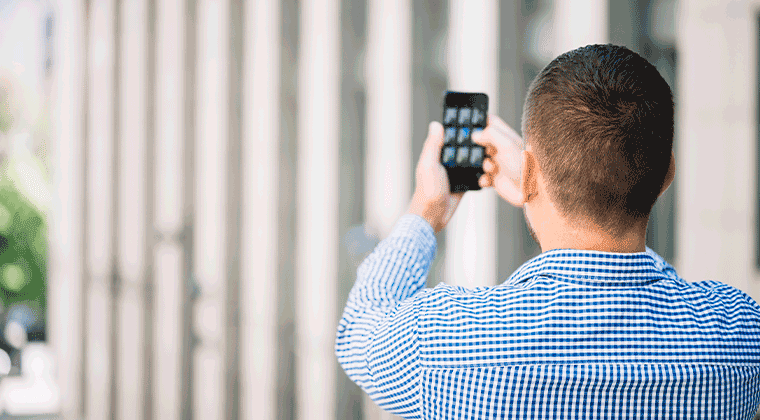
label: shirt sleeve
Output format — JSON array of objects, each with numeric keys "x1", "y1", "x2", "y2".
[{"x1": 335, "y1": 214, "x2": 437, "y2": 419}]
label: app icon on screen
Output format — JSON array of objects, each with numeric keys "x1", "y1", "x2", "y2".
[
  {"x1": 444, "y1": 107, "x2": 458, "y2": 124},
  {"x1": 457, "y1": 127, "x2": 470, "y2": 144},
  {"x1": 442, "y1": 146, "x2": 456, "y2": 166},
  {"x1": 458, "y1": 108, "x2": 471, "y2": 125},
  {"x1": 470, "y1": 147, "x2": 484, "y2": 166},
  {"x1": 445, "y1": 127, "x2": 457, "y2": 144},
  {"x1": 456, "y1": 147, "x2": 470, "y2": 165},
  {"x1": 471, "y1": 108, "x2": 485, "y2": 125}
]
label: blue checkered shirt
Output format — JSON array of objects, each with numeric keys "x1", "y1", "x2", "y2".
[{"x1": 335, "y1": 214, "x2": 760, "y2": 419}]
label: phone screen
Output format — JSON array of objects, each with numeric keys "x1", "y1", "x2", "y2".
[{"x1": 440, "y1": 91, "x2": 488, "y2": 192}]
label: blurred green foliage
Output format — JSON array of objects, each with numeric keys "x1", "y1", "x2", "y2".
[{"x1": 0, "y1": 181, "x2": 46, "y2": 312}]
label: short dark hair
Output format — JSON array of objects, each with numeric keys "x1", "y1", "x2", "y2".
[{"x1": 521, "y1": 44, "x2": 674, "y2": 235}]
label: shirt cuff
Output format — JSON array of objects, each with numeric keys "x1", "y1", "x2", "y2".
[{"x1": 389, "y1": 213, "x2": 438, "y2": 263}]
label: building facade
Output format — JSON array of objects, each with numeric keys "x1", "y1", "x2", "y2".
[{"x1": 44, "y1": 0, "x2": 760, "y2": 419}]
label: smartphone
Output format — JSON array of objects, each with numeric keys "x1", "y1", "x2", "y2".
[{"x1": 440, "y1": 91, "x2": 488, "y2": 192}]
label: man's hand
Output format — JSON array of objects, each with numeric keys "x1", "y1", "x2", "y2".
[
  {"x1": 408, "y1": 121, "x2": 464, "y2": 233},
  {"x1": 472, "y1": 115, "x2": 525, "y2": 207}
]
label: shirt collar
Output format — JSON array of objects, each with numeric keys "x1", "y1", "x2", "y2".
[{"x1": 504, "y1": 248, "x2": 674, "y2": 287}]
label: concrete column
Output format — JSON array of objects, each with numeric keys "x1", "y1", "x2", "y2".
[
  {"x1": 295, "y1": 0, "x2": 340, "y2": 418},
  {"x1": 445, "y1": 0, "x2": 499, "y2": 288},
  {"x1": 553, "y1": 0, "x2": 608, "y2": 55},
  {"x1": 85, "y1": 0, "x2": 115, "y2": 419},
  {"x1": 363, "y1": 1, "x2": 412, "y2": 418},
  {"x1": 116, "y1": 0, "x2": 149, "y2": 417},
  {"x1": 193, "y1": 0, "x2": 229, "y2": 418},
  {"x1": 497, "y1": 0, "x2": 534, "y2": 278},
  {"x1": 365, "y1": 0, "x2": 412, "y2": 238},
  {"x1": 49, "y1": 0, "x2": 85, "y2": 417},
  {"x1": 675, "y1": 0, "x2": 758, "y2": 300},
  {"x1": 241, "y1": 0, "x2": 280, "y2": 419},
  {"x1": 153, "y1": 0, "x2": 186, "y2": 418}
]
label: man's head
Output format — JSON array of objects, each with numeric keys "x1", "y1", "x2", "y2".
[{"x1": 520, "y1": 44, "x2": 675, "y2": 240}]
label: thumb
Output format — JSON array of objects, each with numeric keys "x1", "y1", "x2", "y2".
[{"x1": 421, "y1": 121, "x2": 444, "y2": 161}]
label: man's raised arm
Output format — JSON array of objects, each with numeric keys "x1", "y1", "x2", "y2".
[
  {"x1": 335, "y1": 213, "x2": 434, "y2": 418},
  {"x1": 334, "y1": 121, "x2": 463, "y2": 418}
]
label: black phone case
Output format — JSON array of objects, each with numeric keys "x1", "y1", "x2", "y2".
[{"x1": 440, "y1": 91, "x2": 489, "y2": 192}]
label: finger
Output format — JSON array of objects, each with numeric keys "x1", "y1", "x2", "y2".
[
  {"x1": 489, "y1": 115, "x2": 525, "y2": 149},
  {"x1": 471, "y1": 129, "x2": 497, "y2": 156},
  {"x1": 494, "y1": 176, "x2": 525, "y2": 208},
  {"x1": 478, "y1": 173, "x2": 492, "y2": 188},
  {"x1": 487, "y1": 113, "x2": 508, "y2": 129},
  {"x1": 488, "y1": 114, "x2": 515, "y2": 135},
  {"x1": 482, "y1": 157, "x2": 498, "y2": 175},
  {"x1": 471, "y1": 127, "x2": 490, "y2": 146},
  {"x1": 484, "y1": 144, "x2": 497, "y2": 157},
  {"x1": 421, "y1": 121, "x2": 444, "y2": 160}
]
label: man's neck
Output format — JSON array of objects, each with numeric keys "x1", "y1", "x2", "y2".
[{"x1": 537, "y1": 217, "x2": 648, "y2": 254}]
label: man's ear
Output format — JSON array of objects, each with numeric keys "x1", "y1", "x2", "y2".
[
  {"x1": 658, "y1": 152, "x2": 675, "y2": 198},
  {"x1": 521, "y1": 149, "x2": 539, "y2": 204}
]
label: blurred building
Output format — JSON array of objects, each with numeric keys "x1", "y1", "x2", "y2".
[{"x1": 33, "y1": 0, "x2": 760, "y2": 419}]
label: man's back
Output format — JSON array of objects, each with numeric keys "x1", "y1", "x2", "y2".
[{"x1": 336, "y1": 215, "x2": 760, "y2": 419}]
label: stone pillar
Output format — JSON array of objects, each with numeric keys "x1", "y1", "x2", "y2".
[
  {"x1": 49, "y1": 0, "x2": 85, "y2": 417},
  {"x1": 553, "y1": 0, "x2": 608, "y2": 55},
  {"x1": 365, "y1": 0, "x2": 412, "y2": 238},
  {"x1": 85, "y1": 0, "x2": 115, "y2": 419},
  {"x1": 295, "y1": 0, "x2": 340, "y2": 419},
  {"x1": 363, "y1": 1, "x2": 412, "y2": 417},
  {"x1": 116, "y1": 0, "x2": 149, "y2": 418},
  {"x1": 445, "y1": 0, "x2": 499, "y2": 288},
  {"x1": 193, "y1": 0, "x2": 229, "y2": 418},
  {"x1": 242, "y1": 0, "x2": 280, "y2": 419},
  {"x1": 675, "y1": 0, "x2": 758, "y2": 300},
  {"x1": 153, "y1": 0, "x2": 186, "y2": 418}
]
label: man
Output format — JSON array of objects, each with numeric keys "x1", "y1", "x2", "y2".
[{"x1": 335, "y1": 44, "x2": 760, "y2": 419}]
